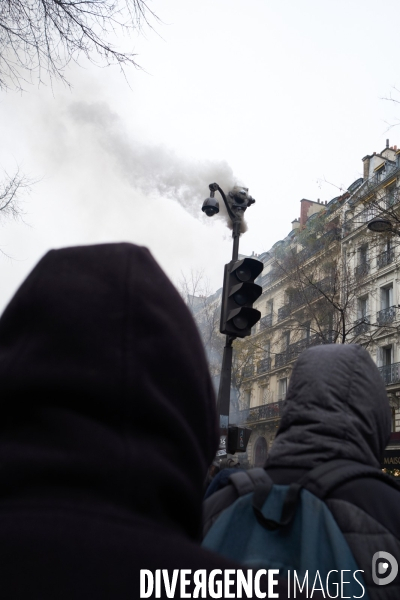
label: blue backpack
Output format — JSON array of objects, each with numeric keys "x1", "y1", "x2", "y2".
[{"x1": 202, "y1": 460, "x2": 388, "y2": 599}]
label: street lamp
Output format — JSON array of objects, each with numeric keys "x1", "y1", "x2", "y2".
[
  {"x1": 202, "y1": 183, "x2": 261, "y2": 458},
  {"x1": 367, "y1": 218, "x2": 395, "y2": 233}
]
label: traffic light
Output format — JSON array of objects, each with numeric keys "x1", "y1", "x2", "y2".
[
  {"x1": 228, "y1": 426, "x2": 252, "y2": 454},
  {"x1": 220, "y1": 258, "x2": 263, "y2": 338}
]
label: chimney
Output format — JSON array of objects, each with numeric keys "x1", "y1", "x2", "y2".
[
  {"x1": 395, "y1": 145, "x2": 398, "y2": 151},
  {"x1": 325, "y1": 201, "x2": 328, "y2": 205},
  {"x1": 300, "y1": 199, "x2": 315, "y2": 228},
  {"x1": 362, "y1": 155, "x2": 370, "y2": 179},
  {"x1": 317, "y1": 199, "x2": 320, "y2": 203},
  {"x1": 386, "y1": 139, "x2": 389, "y2": 148},
  {"x1": 291, "y1": 218, "x2": 300, "y2": 231}
]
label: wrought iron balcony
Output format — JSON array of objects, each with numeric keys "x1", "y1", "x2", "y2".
[
  {"x1": 260, "y1": 313, "x2": 273, "y2": 330},
  {"x1": 377, "y1": 248, "x2": 394, "y2": 269},
  {"x1": 288, "y1": 279, "x2": 334, "y2": 312},
  {"x1": 259, "y1": 270, "x2": 280, "y2": 289},
  {"x1": 296, "y1": 229, "x2": 340, "y2": 261},
  {"x1": 257, "y1": 357, "x2": 271, "y2": 374},
  {"x1": 242, "y1": 364, "x2": 254, "y2": 379},
  {"x1": 379, "y1": 362, "x2": 400, "y2": 386},
  {"x1": 275, "y1": 334, "x2": 325, "y2": 368},
  {"x1": 377, "y1": 306, "x2": 397, "y2": 326},
  {"x1": 275, "y1": 351, "x2": 289, "y2": 368},
  {"x1": 354, "y1": 261, "x2": 370, "y2": 278},
  {"x1": 342, "y1": 220, "x2": 353, "y2": 236},
  {"x1": 342, "y1": 164, "x2": 400, "y2": 239},
  {"x1": 278, "y1": 304, "x2": 291, "y2": 322},
  {"x1": 353, "y1": 316, "x2": 370, "y2": 336},
  {"x1": 238, "y1": 400, "x2": 285, "y2": 424}
]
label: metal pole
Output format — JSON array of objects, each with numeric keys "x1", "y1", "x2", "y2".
[
  {"x1": 205, "y1": 183, "x2": 251, "y2": 459},
  {"x1": 216, "y1": 336, "x2": 233, "y2": 457},
  {"x1": 232, "y1": 219, "x2": 241, "y2": 262},
  {"x1": 215, "y1": 217, "x2": 243, "y2": 458}
]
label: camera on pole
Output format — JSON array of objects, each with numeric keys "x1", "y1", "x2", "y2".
[{"x1": 220, "y1": 257, "x2": 263, "y2": 338}]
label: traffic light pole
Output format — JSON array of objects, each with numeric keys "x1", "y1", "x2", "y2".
[
  {"x1": 202, "y1": 184, "x2": 261, "y2": 458},
  {"x1": 216, "y1": 336, "x2": 234, "y2": 457},
  {"x1": 231, "y1": 218, "x2": 241, "y2": 262},
  {"x1": 215, "y1": 218, "x2": 241, "y2": 457}
]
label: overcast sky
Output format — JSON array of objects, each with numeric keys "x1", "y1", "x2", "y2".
[{"x1": 1, "y1": 0, "x2": 400, "y2": 313}]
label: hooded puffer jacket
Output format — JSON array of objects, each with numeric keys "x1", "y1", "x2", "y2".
[
  {"x1": 265, "y1": 344, "x2": 400, "y2": 600},
  {"x1": 0, "y1": 243, "x2": 293, "y2": 599}
]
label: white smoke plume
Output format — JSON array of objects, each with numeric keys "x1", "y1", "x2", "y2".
[{"x1": 66, "y1": 101, "x2": 245, "y2": 229}]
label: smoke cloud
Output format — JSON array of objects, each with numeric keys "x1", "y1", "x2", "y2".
[{"x1": 65, "y1": 101, "x2": 242, "y2": 228}]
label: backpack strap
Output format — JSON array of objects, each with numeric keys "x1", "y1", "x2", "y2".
[
  {"x1": 253, "y1": 480, "x2": 302, "y2": 531},
  {"x1": 229, "y1": 467, "x2": 271, "y2": 495},
  {"x1": 204, "y1": 459, "x2": 400, "y2": 539},
  {"x1": 203, "y1": 468, "x2": 271, "y2": 538},
  {"x1": 253, "y1": 459, "x2": 400, "y2": 532},
  {"x1": 297, "y1": 458, "x2": 400, "y2": 499}
]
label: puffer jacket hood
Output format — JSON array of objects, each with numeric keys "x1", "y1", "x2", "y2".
[
  {"x1": 266, "y1": 344, "x2": 391, "y2": 470},
  {"x1": 0, "y1": 243, "x2": 218, "y2": 539}
]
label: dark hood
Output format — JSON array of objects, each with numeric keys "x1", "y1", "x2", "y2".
[
  {"x1": 0, "y1": 243, "x2": 218, "y2": 539},
  {"x1": 266, "y1": 344, "x2": 391, "y2": 470}
]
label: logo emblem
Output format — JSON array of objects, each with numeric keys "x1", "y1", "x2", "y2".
[{"x1": 372, "y1": 551, "x2": 398, "y2": 585}]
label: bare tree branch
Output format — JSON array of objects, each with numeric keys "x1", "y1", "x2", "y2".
[
  {"x1": 0, "y1": 0, "x2": 159, "y2": 90},
  {"x1": 0, "y1": 167, "x2": 34, "y2": 221}
]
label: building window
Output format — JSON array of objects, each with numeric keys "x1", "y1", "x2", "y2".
[
  {"x1": 259, "y1": 386, "x2": 269, "y2": 405},
  {"x1": 358, "y1": 244, "x2": 368, "y2": 265},
  {"x1": 243, "y1": 389, "x2": 251, "y2": 409},
  {"x1": 358, "y1": 296, "x2": 368, "y2": 319},
  {"x1": 377, "y1": 238, "x2": 394, "y2": 269},
  {"x1": 377, "y1": 284, "x2": 395, "y2": 326},
  {"x1": 380, "y1": 346, "x2": 396, "y2": 387},
  {"x1": 355, "y1": 244, "x2": 369, "y2": 278},
  {"x1": 386, "y1": 184, "x2": 396, "y2": 207},
  {"x1": 376, "y1": 162, "x2": 386, "y2": 182},
  {"x1": 383, "y1": 346, "x2": 393, "y2": 367},
  {"x1": 278, "y1": 378, "x2": 287, "y2": 401},
  {"x1": 282, "y1": 331, "x2": 290, "y2": 351},
  {"x1": 381, "y1": 284, "x2": 393, "y2": 310}
]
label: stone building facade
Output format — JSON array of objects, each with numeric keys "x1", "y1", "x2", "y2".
[{"x1": 229, "y1": 142, "x2": 400, "y2": 468}]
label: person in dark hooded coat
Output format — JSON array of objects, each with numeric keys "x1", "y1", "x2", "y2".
[
  {"x1": 0, "y1": 243, "x2": 297, "y2": 599},
  {"x1": 265, "y1": 344, "x2": 400, "y2": 599}
]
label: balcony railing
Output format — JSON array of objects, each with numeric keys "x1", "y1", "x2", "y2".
[
  {"x1": 377, "y1": 306, "x2": 397, "y2": 326},
  {"x1": 354, "y1": 261, "x2": 370, "y2": 278},
  {"x1": 379, "y1": 362, "x2": 400, "y2": 386},
  {"x1": 242, "y1": 364, "x2": 254, "y2": 379},
  {"x1": 260, "y1": 313, "x2": 273, "y2": 330},
  {"x1": 237, "y1": 400, "x2": 285, "y2": 424},
  {"x1": 275, "y1": 334, "x2": 327, "y2": 368},
  {"x1": 353, "y1": 316, "x2": 370, "y2": 336},
  {"x1": 257, "y1": 357, "x2": 271, "y2": 374},
  {"x1": 377, "y1": 248, "x2": 394, "y2": 269},
  {"x1": 275, "y1": 351, "x2": 289, "y2": 368},
  {"x1": 296, "y1": 229, "x2": 340, "y2": 262},
  {"x1": 259, "y1": 270, "x2": 281, "y2": 289},
  {"x1": 278, "y1": 304, "x2": 291, "y2": 322},
  {"x1": 342, "y1": 163, "x2": 400, "y2": 238}
]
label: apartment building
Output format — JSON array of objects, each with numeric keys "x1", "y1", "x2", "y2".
[{"x1": 230, "y1": 142, "x2": 400, "y2": 468}]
